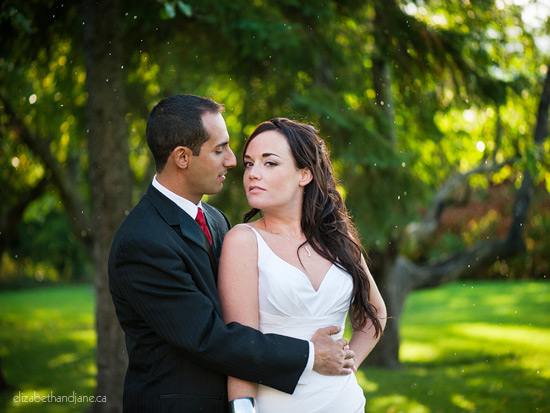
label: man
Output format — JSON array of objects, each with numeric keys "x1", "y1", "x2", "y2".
[{"x1": 108, "y1": 94, "x2": 354, "y2": 412}]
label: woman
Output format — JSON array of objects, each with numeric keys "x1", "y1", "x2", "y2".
[{"x1": 218, "y1": 118, "x2": 386, "y2": 412}]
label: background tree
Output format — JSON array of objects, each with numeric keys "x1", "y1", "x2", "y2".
[{"x1": 82, "y1": 0, "x2": 130, "y2": 409}]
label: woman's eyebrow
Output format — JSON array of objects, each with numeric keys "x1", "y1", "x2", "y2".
[{"x1": 243, "y1": 152, "x2": 281, "y2": 159}]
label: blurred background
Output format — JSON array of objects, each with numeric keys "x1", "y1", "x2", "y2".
[{"x1": 1, "y1": 0, "x2": 549, "y2": 412}]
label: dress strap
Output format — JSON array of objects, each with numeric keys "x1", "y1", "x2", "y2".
[{"x1": 240, "y1": 224, "x2": 269, "y2": 257}]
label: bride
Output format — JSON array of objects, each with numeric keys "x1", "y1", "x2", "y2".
[{"x1": 218, "y1": 118, "x2": 386, "y2": 412}]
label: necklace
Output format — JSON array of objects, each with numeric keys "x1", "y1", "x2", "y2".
[{"x1": 262, "y1": 217, "x2": 312, "y2": 257}]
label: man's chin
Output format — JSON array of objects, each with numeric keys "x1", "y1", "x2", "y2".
[{"x1": 205, "y1": 184, "x2": 224, "y2": 195}]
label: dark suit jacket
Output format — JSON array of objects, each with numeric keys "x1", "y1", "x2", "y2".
[{"x1": 108, "y1": 184, "x2": 309, "y2": 412}]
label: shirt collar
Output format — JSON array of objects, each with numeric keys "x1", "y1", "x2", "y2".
[{"x1": 152, "y1": 175, "x2": 202, "y2": 219}]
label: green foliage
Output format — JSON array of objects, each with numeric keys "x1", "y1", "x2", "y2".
[{"x1": 1, "y1": 0, "x2": 548, "y2": 281}]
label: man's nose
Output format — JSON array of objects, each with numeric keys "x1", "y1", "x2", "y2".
[{"x1": 225, "y1": 147, "x2": 237, "y2": 168}]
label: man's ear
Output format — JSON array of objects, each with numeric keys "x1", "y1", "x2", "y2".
[
  {"x1": 172, "y1": 146, "x2": 191, "y2": 169},
  {"x1": 299, "y1": 168, "x2": 313, "y2": 187}
]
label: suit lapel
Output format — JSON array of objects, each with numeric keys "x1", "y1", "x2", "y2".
[
  {"x1": 202, "y1": 206, "x2": 222, "y2": 255},
  {"x1": 144, "y1": 185, "x2": 210, "y2": 251},
  {"x1": 145, "y1": 185, "x2": 218, "y2": 274}
]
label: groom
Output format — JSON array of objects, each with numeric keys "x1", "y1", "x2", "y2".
[{"x1": 108, "y1": 94, "x2": 355, "y2": 412}]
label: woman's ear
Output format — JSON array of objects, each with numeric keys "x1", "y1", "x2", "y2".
[
  {"x1": 299, "y1": 168, "x2": 313, "y2": 187},
  {"x1": 172, "y1": 146, "x2": 190, "y2": 169}
]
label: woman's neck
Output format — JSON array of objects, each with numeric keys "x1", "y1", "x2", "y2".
[{"x1": 261, "y1": 214, "x2": 303, "y2": 241}]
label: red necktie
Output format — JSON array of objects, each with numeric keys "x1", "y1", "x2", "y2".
[{"x1": 195, "y1": 207, "x2": 212, "y2": 245}]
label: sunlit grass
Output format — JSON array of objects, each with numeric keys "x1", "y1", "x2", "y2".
[
  {"x1": 0, "y1": 285, "x2": 95, "y2": 412},
  {"x1": 0, "y1": 281, "x2": 548, "y2": 412},
  {"x1": 358, "y1": 280, "x2": 550, "y2": 412}
]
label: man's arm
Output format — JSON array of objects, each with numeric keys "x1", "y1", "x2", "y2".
[{"x1": 111, "y1": 233, "x2": 308, "y2": 394}]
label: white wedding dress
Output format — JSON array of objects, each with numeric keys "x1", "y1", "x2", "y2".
[{"x1": 245, "y1": 225, "x2": 366, "y2": 413}]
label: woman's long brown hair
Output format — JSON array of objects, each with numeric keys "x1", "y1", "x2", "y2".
[{"x1": 243, "y1": 118, "x2": 383, "y2": 337}]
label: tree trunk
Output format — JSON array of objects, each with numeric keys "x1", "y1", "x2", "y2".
[
  {"x1": 82, "y1": 0, "x2": 131, "y2": 411},
  {"x1": 364, "y1": 247, "x2": 402, "y2": 368}
]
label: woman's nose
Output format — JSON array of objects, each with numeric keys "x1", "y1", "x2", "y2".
[{"x1": 247, "y1": 163, "x2": 261, "y2": 179}]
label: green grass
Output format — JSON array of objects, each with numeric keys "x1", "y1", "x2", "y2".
[
  {"x1": 0, "y1": 281, "x2": 548, "y2": 412},
  {"x1": 0, "y1": 285, "x2": 96, "y2": 412},
  {"x1": 358, "y1": 281, "x2": 550, "y2": 412}
]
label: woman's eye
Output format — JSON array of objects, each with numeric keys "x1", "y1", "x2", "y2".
[
  {"x1": 244, "y1": 161, "x2": 253, "y2": 168},
  {"x1": 266, "y1": 161, "x2": 278, "y2": 167}
]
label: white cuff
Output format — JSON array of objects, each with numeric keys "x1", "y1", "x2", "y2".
[
  {"x1": 297, "y1": 341, "x2": 315, "y2": 384},
  {"x1": 229, "y1": 397, "x2": 256, "y2": 413}
]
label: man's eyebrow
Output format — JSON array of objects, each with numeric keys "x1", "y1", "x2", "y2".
[
  {"x1": 215, "y1": 141, "x2": 229, "y2": 148},
  {"x1": 243, "y1": 152, "x2": 281, "y2": 159}
]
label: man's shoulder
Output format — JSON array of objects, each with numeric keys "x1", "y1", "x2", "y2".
[
  {"x1": 201, "y1": 202, "x2": 225, "y2": 216},
  {"x1": 201, "y1": 202, "x2": 231, "y2": 227}
]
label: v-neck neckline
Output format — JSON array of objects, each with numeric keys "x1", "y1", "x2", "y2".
[{"x1": 251, "y1": 226, "x2": 335, "y2": 293}]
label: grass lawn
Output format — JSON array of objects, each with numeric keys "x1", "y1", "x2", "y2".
[
  {"x1": 357, "y1": 280, "x2": 550, "y2": 412},
  {"x1": 0, "y1": 281, "x2": 548, "y2": 412}
]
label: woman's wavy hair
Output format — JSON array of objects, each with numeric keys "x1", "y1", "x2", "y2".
[{"x1": 243, "y1": 118, "x2": 383, "y2": 336}]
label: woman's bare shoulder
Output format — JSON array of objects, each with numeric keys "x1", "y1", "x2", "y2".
[{"x1": 223, "y1": 223, "x2": 258, "y2": 247}]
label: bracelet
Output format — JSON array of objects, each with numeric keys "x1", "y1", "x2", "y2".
[{"x1": 229, "y1": 397, "x2": 256, "y2": 413}]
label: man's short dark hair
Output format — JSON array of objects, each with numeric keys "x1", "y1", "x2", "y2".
[{"x1": 146, "y1": 94, "x2": 224, "y2": 172}]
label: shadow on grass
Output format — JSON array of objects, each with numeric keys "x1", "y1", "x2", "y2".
[
  {"x1": 0, "y1": 286, "x2": 95, "y2": 413},
  {"x1": 360, "y1": 355, "x2": 549, "y2": 413},
  {"x1": 359, "y1": 281, "x2": 550, "y2": 413}
]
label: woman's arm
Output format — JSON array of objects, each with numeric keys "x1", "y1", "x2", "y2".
[
  {"x1": 348, "y1": 255, "x2": 387, "y2": 367},
  {"x1": 218, "y1": 224, "x2": 260, "y2": 401}
]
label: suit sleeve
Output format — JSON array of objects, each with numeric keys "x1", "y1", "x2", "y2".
[{"x1": 111, "y1": 233, "x2": 309, "y2": 394}]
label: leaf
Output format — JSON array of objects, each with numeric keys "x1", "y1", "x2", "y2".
[
  {"x1": 177, "y1": 1, "x2": 192, "y2": 17},
  {"x1": 161, "y1": 2, "x2": 176, "y2": 20}
]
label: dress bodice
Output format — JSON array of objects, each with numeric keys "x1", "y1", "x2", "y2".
[
  {"x1": 242, "y1": 224, "x2": 365, "y2": 413},
  {"x1": 245, "y1": 225, "x2": 353, "y2": 341}
]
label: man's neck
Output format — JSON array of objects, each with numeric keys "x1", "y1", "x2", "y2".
[
  {"x1": 153, "y1": 175, "x2": 202, "y2": 218},
  {"x1": 155, "y1": 173, "x2": 201, "y2": 204}
]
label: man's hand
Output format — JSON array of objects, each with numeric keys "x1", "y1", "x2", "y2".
[{"x1": 310, "y1": 326, "x2": 355, "y2": 376}]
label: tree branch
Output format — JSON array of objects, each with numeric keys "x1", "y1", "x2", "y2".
[
  {"x1": 0, "y1": 177, "x2": 48, "y2": 258},
  {"x1": 401, "y1": 68, "x2": 550, "y2": 290},
  {"x1": 1, "y1": 96, "x2": 94, "y2": 253}
]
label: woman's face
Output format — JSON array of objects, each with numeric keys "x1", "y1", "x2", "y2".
[{"x1": 243, "y1": 130, "x2": 311, "y2": 213}]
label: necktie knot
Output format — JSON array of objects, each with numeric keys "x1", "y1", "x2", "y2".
[{"x1": 195, "y1": 207, "x2": 212, "y2": 245}]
